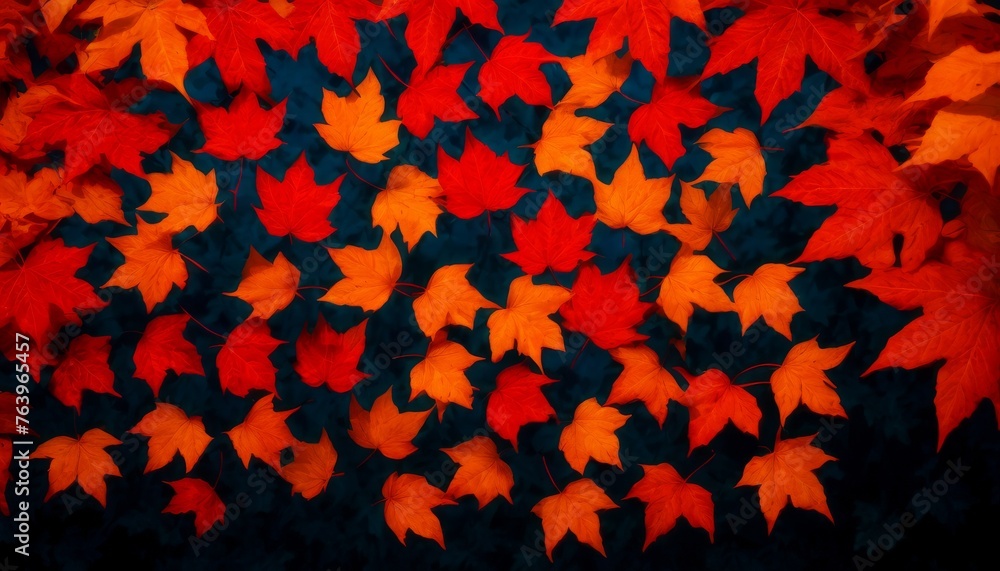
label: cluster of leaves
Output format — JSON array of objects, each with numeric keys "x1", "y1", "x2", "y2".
[{"x1": 1, "y1": 0, "x2": 999, "y2": 561}]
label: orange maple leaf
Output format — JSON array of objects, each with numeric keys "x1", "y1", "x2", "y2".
[
  {"x1": 606, "y1": 344, "x2": 683, "y2": 427},
  {"x1": 224, "y1": 248, "x2": 301, "y2": 319},
  {"x1": 772, "y1": 338, "x2": 853, "y2": 425},
  {"x1": 732, "y1": 263, "x2": 805, "y2": 339},
  {"x1": 381, "y1": 472, "x2": 456, "y2": 548},
  {"x1": 315, "y1": 69, "x2": 401, "y2": 163},
  {"x1": 371, "y1": 164, "x2": 444, "y2": 252},
  {"x1": 677, "y1": 368, "x2": 761, "y2": 452},
  {"x1": 32, "y1": 428, "x2": 121, "y2": 506},
  {"x1": 131, "y1": 402, "x2": 212, "y2": 473},
  {"x1": 104, "y1": 221, "x2": 187, "y2": 312},
  {"x1": 591, "y1": 145, "x2": 672, "y2": 235},
  {"x1": 348, "y1": 389, "x2": 431, "y2": 460},
  {"x1": 225, "y1": 394, "x2": 299, "y2": 471},
  {"x1": 487, "y1": 275, "x2": 572, "y2": 370},
  {"x1": 626, "y1": 463, "x2": 714, "y2": 548},
  {"x1": 139, "y1": 153, "x2": 220, "y2": 234},
  {"x1": 282, "y1": 429, "x2": 339, "y2": 500},
  {"x1": 531, "y1": 478, "x2": 617, "y2": 561},
  {"x1": 656, "y1": 254, "x2": 733, "y2": 333},
  {"x1": 412, "y1": 264, "x2": 499, "y2": 338},
  {"x1": 320, "y1": 233, "x2": 402, "y2": 312},
  {"x1": 409, "y1": 336, "x2": 483, "y2": 419},
  {"x1": 693, "y1": 128, "x2": 767, "y2": 208},
  {"x1": 666, "y1": 182, "x2": 738, "y2": 253},
  {"x1": 559, "y1": 397, "x2": 630, "y2": 473},
  {"x1": 441, "y1": 436, "x2": 514, "y2": 508}
]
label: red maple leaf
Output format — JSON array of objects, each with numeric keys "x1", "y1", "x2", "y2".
[
  {"x1": 501, "y1": 192, "x2": 595, "y2": 275},
  {"x1": 49, "y1": 334, "x2": 119, "y2": 411},
  {"x1": 437, "y1": 129, "x2": 531, "y2": 219},
  {"x1": 0, "y1": 239, "x2": 107, "y2": 347},
  {"x1": 196, "y1": 90, "x2": 285, "y2": 161},
  {"x1": 289, "y1": 0, "x2": 379, "y2": 83},
  {"x1": 486, "y1": 364, "x2": 556, "y2": 450},
  {"x1": 396, "y1": 62, "x2": 477, "y2": 139},
  {"x1": 22, "y1": 75, "x2": 172, "y2": 180},
  {"x1": 163, "y1": 478, "x2": 226, "y2": 536},
  {"x1": 559, "y1": 260, "x2": 653, "y2": 349},
  {"x1": 294, "y1": 316, "x2": 369, "y2": 392},
  {"x1": 478, "y1": 34, "x2": 558, "y2": 117},
  {"x1": 628, "y1": 79, "x2": 720, "y2": 169},
  {"x1": 216, "y1": 319, "x2": 284, "y2": 397},
  {"x1": 255, "y1": 154, "x2": 342, "y2": 242},
  {"x1": 187, "y1": 0, "x2": 297, "y2": 95},
  {"x1": 676, "y1": 368, "x2": 761, "y2": 452},
  {"x1": 702, "y1": 0, "x2": 868, "y2": 122},
  {"x1": 133, "y1": 314, "x2": 205, "y2": 397}
]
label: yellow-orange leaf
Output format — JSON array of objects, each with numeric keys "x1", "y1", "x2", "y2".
[
  {"x1": 32, "y1": 428, "x2": 121, "y2": 506},
  {"x1": 410, "y1": 336, "x2": 483, "y2": 419},
  {"x1": 412, "y1": 264, "x2": 499, "y2": 338},
  {"x1": 772, "y1": 339, "x2": 853, "y2": 425},
  {"x1": 531, "y1": 478, "x2": 617, "y2": 561},
  {"x1": 349, "y1": 389, "x2": 431, "y2": 460},
  {"x1": 55, "y1": 171, "x2": 127, "y2": 225},
  {"x1": 656, "y1": 255, "x2": 733, "y2": 333},
  {"x1": 441, "y1": 436, "x2": 514, "y2": 508},
  {"x1": 315, "y1": 69, "x2": 401, "y2": 163},
  {"x1": 130, "y1": 402, "x2": 212, "y2": 473},
  {"x1": 606, "y1": 344, "x2": 683, "y2": 427},
  {"x1": 382, "y1": 472, "x2": 456, "y2": 548},
  {"x1": 666, "y1": 182, "x2": 738, "y2": 253},
  {"x1": 558, "y1": 50, "x2": 633, "y2": 110},
  {"x1": 225, "y1": 248, "x2": 301, "y2": 319},
  {"x1": 140, "y1": 153, "x2": 220, "y2": 233},
  {"x1": 737, "y1": 435, "x2": 836, "y2": 532},
  {"x1": 559, "y1": 398, "x2": 630, "y2": 473},
  {"x1": 487, "y1": 275, "x2": 572, "y2": 370},
  {"x1": 905, "y1": 90, "x2": 1000, "y2": 184},
  {"x1": 732, "y1": 263, "x2": 805, "y2": 339},
  {"x1": 225, "y1": 394, "x2": 298, "y2": 471},
  {"x1": 372, "y1": 164, "x2": 444, "y2": 251},
  {"x1": 283, "y1": 429, "x2": 338, "y2": 500},
  {"x1": 531, "y1": 106, "x2": 611, "y2": 180},
  {"x1": 104, "y1": 221, "x2": 187, "y2": 312},
  {"x1": 693, "y1": 128, "x2": 766, "y2": 207},
  {"x1": 320, "y1": 233, "x2": 402, "y2": 312},
  {"x1": 591, "y1": 145, "x2": 672, "y2": 235}
]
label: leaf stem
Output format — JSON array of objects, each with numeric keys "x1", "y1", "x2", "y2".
[
  {"x1": 685, "y1": 452, "x2": 716, "y2": 482},
  {"x1": 542, "y1": 456, "x2": 561, "y2": 493}
]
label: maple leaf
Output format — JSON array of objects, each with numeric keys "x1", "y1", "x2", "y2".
[
  {"x1": 501, "y1": 192, "x2": 595, "y2": 275},
  {"x1": 224, "y1": 248, "x2": 301, "y2": 320},
  {"x1": 32, "y1": 428, "x2": 121, "y2": 506},
  {"x1": 531, "y1": 478, "x2": 617, "y2": 560},
  {"x1": 410, "y1": 336, "x2": 483, "y2": 418},
  {"x1": 772, "y1": 338, "x2": 853, "y2": 425},
  {"x1": 216, "y1": 319, "x2": 283, "y2": 396},
  {"x1": 558, "y1": 48, "x2": 633, "y2": 110},
  {"x1": 441, "y1": 436, "x2": 514, "y2": 507},
  {"x1": 666, "y1": 182, "x2": 738, "y2": 253},
  {"x1": 737, "y1": 434, "x2": 836, "y2": 532},
  {"x1": 163, "y1": 478, "x2": 225, "y2": 536},
  {"x1": 255, "y1": 154, "x2": 341, "y2": 242},
  {"x1": 320, "y1": 233, "x2": 402, "y2": 312},
  {"x1": 282, "y1": 429, "x2": 339, "y2": 500},
  {"x1": 77, "y1": 0, "x2": 213, "y2": 99},
  {"x1": 315, "y1": 69, "x2": 401, "y2": 163},
  {"x1": 349, "y1": 389, "x2": 432, "y2": 460},
  {"x1": 381, "y1": 472, "x2": 457, "y2": 548},
  {"x1": 0, "y1": 168, "x2": 72, "y2": 238},
  {"x1": 0, "y1": 83, "x2": 59, "y2": 156},
  {"x1": 606, "y1": 344, "x2": 684, "y2": 427},
  {"x1": 628, "y1": 79, "x2": 720, "y2": 170},
  {"x1": 677, "y1": 368, "x2": 761, "y2": 452},
  {"x1": 55, "y1": 170, "x2": 128, "y2": 225},
  {"x1": 371, "y1": 164, "x2": 445, "y2": 251},
  {"x1": 530, "y1": 106, "x2": 611, "y2": 180},
  {"x1": 139, "y1": 152, "x2": 220, "y2": 234},
  {"x1": 732, "y1": 263, "x2": 805, "y2": 339},
  {"x1": 49, "y1": 334, "x2": 118, "y2": 412},
  {"x1": 702, "y1": 0, "x2": 868, "y2": 122},
  {"x1": 21, "y1": 75, "x2": 172, "y2": 180},
  {"x1": 559, "y1": 260, "x2": 653, "y2": 349},
  {"x1": 908, "y1": 45, "x2": 1000, "y2": 104},
  {"x1": 412, "y1": 264, "x2": 499, "y2": 338},
  {"x1": 294, "y1": 316, "x2": 368, "y2": 392},
  {"x1": 225, "y1": 394, "x2": 298, "y2": 471},
  {"x1": 656, "y1": 254, "x2": 733, "y2": 333},
  {"x1": 196, "y1": 91, "x2": 286, "y2": 161},
  {"x1": 478, "y1": 34, "x2": 558, "y2": 116},
  {"x1": 487, "y1": 275, "x2": 572, "y2": 369},
  {"x1": 187, "y1": 0, "x2": 297, "y2": 95},
  {"x1": 486, "y1": 364, "x2": 557, "y2": 450},
  {"x1": 396, "y1": 63, "x2": 477, "y2": 139},
  {"x1": 693, "y1": 128, "x2": 767, "y2": 207},
  {"x1": 774, "y1": 137, "x2": 943, "y2": 269},
  {"x1": 290, "y1": 0, "x2": 379, "y2": 82},
  {"x1": 799, "y1": 86, "x2": 925, "y2": 147},
  {"x1": 376, "y1": 0, "x2": 501, "y2": 76},
  {"x1": 0, "y1": 239, "x2": 107, "y2": 344},
  {"x1": 553, "y1": 0, "x2": 705, "y2": 82},
  {"x1": 131, "y1": 402, "x2": 212, "y2": 473},
  {"x1": 104, "y1": 221, "x2": 187, "y2": 312},
  {"x1": 591, "y1": 144, "x2": 672, "y2": 235},
  {"x1": 626, "y1": 463, "x2": 714, "y2": 548},
  {"x1": 905, "y1": 90, "x2": 1000, "y2": 185},
  {"x1": 437, "y1": 129, "x2": 531, "y2": 219},
  {"x1": 849, "y1": 241, "x2": 1000, "y2": 448},
  {"x1": 559, "y1": 397, "x2": 630, "y2": 473}
]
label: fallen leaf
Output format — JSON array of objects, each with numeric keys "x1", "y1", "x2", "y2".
[{"x1": 559, "y1": 397, "x2": 630, "y2": 473}]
